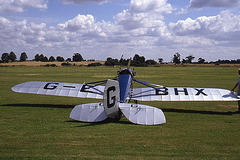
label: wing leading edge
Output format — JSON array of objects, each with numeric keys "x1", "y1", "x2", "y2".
[{"x1": 12, "y1": 81, "x2": 104, "y2": 99}]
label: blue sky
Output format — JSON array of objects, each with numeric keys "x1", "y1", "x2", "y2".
[{"x1": 0, "y1": 0, "x2": 240, "y2": 62}]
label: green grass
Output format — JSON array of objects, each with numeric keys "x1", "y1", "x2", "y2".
[{"x1": 1, "y1": 66, "x2": 240, "y2": 159}]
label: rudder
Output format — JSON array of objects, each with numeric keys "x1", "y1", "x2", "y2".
[{"x1": 103, "y1": 79, "x2": 122, "y2": 121}]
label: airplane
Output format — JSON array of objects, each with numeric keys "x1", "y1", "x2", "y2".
[{"x1": 11, "y1": 62, "x2": 240, "y2": 125}]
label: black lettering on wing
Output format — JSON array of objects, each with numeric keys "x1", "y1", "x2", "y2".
[
  {"x1": 195, "y1": 88, "x2": 207, "y2": 96},
  {"x1": 44, "y1": 83, "x2": 59, "y2": 90},
  {"x1": 155, "y1": 87, "x2": 168, "y2": 95},
  {"x1": 174, "y1": 88, "x2": 188, "y2": 95},
  {"x1": 80, "y1": 85, "x2": 91, "y2": 92},
  {"x1": 80, "y1": 84, "x2": 103, "y2": 95},
  {"x1": 63, "y1": 86, "x2": 75, "y2": 88}
]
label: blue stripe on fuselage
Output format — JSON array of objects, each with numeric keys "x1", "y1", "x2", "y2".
[{"x1": 118, "y1": 74, "x2": 132, "y2": 103}]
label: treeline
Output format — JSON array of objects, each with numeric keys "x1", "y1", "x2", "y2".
[
  {"x1": 105, "y1": 53, "x2": 240, "y2": 67},
  {"x1": 33, "y1": 53, "x2": 83, "y2": 62},
  {"x1": 171, "y1": 52, "x2": 240, "y2": 65},
  {"x1": 1, "y1": 51, "x2": 240, "y2": 66},
  {"x1": 0, "y1": 51, "x2": 84, "y2": 63},
  {"x1": 105, "y1": 54, "x2": 157, "y2": 67},
  {"x1": 213, "y1": 59, "x2": 240, "y2": 64}
]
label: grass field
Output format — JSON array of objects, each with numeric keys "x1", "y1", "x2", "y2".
[{"x1": 1, "y1": 66, "x2": 240, "y2": 159}]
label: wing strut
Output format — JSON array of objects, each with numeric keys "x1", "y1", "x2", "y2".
[{"x1": 133, "y1": 79, "x2": 167, "y2": 90}]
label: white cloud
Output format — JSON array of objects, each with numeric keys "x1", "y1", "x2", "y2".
[
  {"x1": 0, "y1": 16, "x2": 48, "y2": 55},
  {"x1": 0, "y1": 0, "x2": 174, "y2": 60},
  {"x1": 169, "y1": 10, "x2": 240, "y2": 44},
  {"x1": 0, "y1": 17, "x2": 46, "y2": 43},
  {"x1": 129, "y1": 0, "x2": 172, "y2": 14},
  {"x1": 57, "y1": 14, "x2": 96, "y2": 31},
  {"x1": 115, "y1": 0, "x2": 172, "y2": 40},
  {"x1": 189, "y1": 0, "x2": 240, "y2": 8},
  {"x1": 0, "y1": 0, "x2": 47, "y2": 13},
  {"x1": 56, "y1": 14, "x2": 108, "y2": 41},
  {"x1": 176, "y1": 8, "x2": 188, "y2": 15}
]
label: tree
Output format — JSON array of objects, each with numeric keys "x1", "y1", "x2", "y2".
[
  {"x1": 72, "y1": 53, "x2": 83, "y2": 62},
  {"x1": 20, "y1": 52, "x2": 28, "y2": 61},
  {"x1": 43, "y1": 56, "x2": 49, "y2": 62},
  {"x1": 198, "y1": 58, "x2": 205, "y2": 64},
  {"x1": 185, "y1": 55, "x2": 195, "y2": 63},
  {"x1": 158, "y1": 58, "x2": 163, "y2": 63},
  {"x1": 105, "y1": 57, "x2": 119, "y2": 66},
  {"x1": 35, "y1": 54, "x2": 40, "y2": 61},
  {"x1": 1, "y1": 53, "x2": 9, "y2": 63},
  {"x1": 146, "y1": 59, "x2": 157, "y2": 65},
  {"x1": 66, "y1": 58, "x2": 71, "y2": 62},
  {"x1": 8, "y1": 51, "x2": 17, "y2": 62},
  {"x1": 49, "y1": 56, "x2": 55, "y2": 62},
  {"x1": 38, "y1": 54, "x2": 48, "y2": 62},
  {"x1": 133, "y1": 54, "x2": 145, "y2": 63},
  {"x1": 119, "y1": 58, "x2": 128, "y2": 66},
  {"x1": 56, "y1": 56, "x2": 64, "y2": 62},
  {"x1": 182, "y1": 59, "x2": 186, "y2": 64},
  {"x1": 39, "y1": 54, "x2": 45, "y2": 62},
  {"x1": 172, "y1": 52, "x2": 181, "y2": 64},
  {"x1": 132, "y1": 54, "x2": 146, "y2": 66}
]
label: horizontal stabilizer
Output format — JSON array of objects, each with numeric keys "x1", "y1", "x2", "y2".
[
  {"x1": 119, "y1": 103, "x2": 166, "y2": 125},
  {"x1": 70, "y1": 103, "x2": 107, "y2": 122}
]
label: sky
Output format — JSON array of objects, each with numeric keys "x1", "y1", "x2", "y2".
[{"x1": 0, "y1": 0, "x2": 240, "y2": 62}]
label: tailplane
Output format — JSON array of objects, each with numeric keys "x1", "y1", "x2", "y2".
[
  {"x1": 70, "y1": 103, "x2": 107, "y2": 122},
  {"x1": 69, "y1": 79, "x2": 166, "y2": 125},
  {"x1": 119, "y1": 103, "x2": 166, "y2": 125}
]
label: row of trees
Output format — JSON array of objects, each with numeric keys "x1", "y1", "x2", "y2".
[
  {"x1": 1, "y1": 52, "x2": 84, "y2": 63},
  {"x1": 34, "y1": 53, "x2": 84, "y2": 62},
  {"x1": 172, "y1": 52, "x2": 204, "y2": 64},
  {"x1": 106, "y1": 53, "x2": 240, "y2": 67},
  {"x1": 1, "y1": 51, "x2": 239, "y2": 66},
  {"x1": 1, "y1": 52, "x2": 27, "y2": 63},
  {"x1": 105, "y1": 54, "x2": 158, "y2": 67},
  {"x1": 171, "y1": 52, "x2": 240, "y2": 64}
]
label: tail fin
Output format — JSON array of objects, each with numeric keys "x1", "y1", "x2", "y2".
[{"x1": 103, "y1": 79, "x2": 122, "y2": 120}]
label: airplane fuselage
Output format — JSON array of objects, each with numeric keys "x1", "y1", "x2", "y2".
[{"x1": 118, "y1": 68, "x2": 134, "y2": 103}]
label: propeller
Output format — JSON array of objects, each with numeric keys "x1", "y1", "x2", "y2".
[{"x1": 127, "y1": 58, "x2": 131, "y2": 69}]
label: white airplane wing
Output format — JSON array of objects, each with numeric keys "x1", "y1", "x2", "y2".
[
  {"x1": 12, "y1": 81, "x2": 104, "y2": 99},
  {"x1": 131, "y1": 87, "x2": 240, "y2": 101}
]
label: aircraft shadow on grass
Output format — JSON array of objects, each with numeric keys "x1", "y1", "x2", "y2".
[
  {"x1": 65, "y1": 119, "x2": 134, "y2": 127},
  {"x1": 1, "y1": 103, "x2": 134, "y2": 127},
  {"x1": 1, "y1": 103, "x2": 238, "y2": 116},
  {"x1": 2, "y1": 103, "x2": 75, "y2": 108}
]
